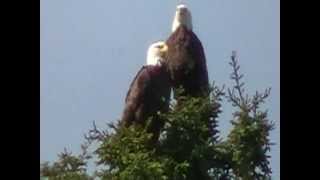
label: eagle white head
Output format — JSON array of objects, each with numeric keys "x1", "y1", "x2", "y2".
[
  {"x1": 146, "y1": 41, "x2": 168, "y2": 66},
  {"x1": 172, "y1": 4, "x2": 193, "y2": 32}
]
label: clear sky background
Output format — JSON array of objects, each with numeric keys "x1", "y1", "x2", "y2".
[{"x1": 41, "y1": 0, "x2": 279, "y2": 178}]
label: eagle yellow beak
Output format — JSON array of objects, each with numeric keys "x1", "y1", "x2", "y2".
[{"x1": 160, "y1": 44, "x2": 168, "y2": 55}]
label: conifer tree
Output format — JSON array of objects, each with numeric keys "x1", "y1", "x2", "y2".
[{"x1": 40, "y1": 52, "x2": 275, "y2": 180}]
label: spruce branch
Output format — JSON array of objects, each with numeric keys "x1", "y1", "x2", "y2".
[
  {"x1": 84, "y1": 120, "x2": 109, "y2": 143},
  {"x1": 227, "y1": 51, "x2": 272, "y2": 116}
]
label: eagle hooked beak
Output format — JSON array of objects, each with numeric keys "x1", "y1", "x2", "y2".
[{"x1": 159, "y1": 44, "x2": 169, "y2": 56}]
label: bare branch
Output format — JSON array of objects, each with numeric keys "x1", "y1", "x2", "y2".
[
  {"x1": 84, "y1": 120, "x2": 109, "y2": 143},
  {"x1": 226, "y1": 51, "x2": 272, "y2": 116},
  {"x1": 250, "y1": 87, "x2": 271, "y2": 116},
  {"x1": 227, "y1": 51, "x2": 247, "y2": 108}
]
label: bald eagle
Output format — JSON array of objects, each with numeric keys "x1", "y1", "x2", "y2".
[
  {"x1": 165, "y1": 4, "x2": 209, "y2": 99},
  {"x1": 121, "y1": 41, "x2": 171, "y2": 143}
]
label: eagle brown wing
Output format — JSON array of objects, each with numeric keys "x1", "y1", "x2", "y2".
[
  {"x1": 125, "y1": 66, "x2": 149, "y2": 103},
  {"x1": 121, "y1": 65, "x2": 171, "y2": 135},
  {"x1": 122, "y1": 66, "x2": 151, "y2": 126},
  {"x1": 165, "y1": 25, "x2": 209, "y2": 98}
]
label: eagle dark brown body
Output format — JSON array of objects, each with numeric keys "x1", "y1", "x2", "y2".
[
  {"x1": 165, "y1": 26, "x2": 209, "y2": 99},
  {"x1": 121, "y1": 65, "x2": 171, "y2": 142}
]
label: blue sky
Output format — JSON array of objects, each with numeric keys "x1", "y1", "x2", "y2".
[{"x1": 41, "y1": 0, "x2": 279, "y2": 178}]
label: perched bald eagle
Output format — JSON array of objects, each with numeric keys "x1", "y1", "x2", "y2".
[
  {"x1": 165, "y1": 4, "x2": 209, "y2": 99},
  {"x1": 121, "y1": 41, "x2": 171, "y2": 143}
]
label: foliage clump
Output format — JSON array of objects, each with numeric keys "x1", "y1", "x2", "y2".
[{"x1": 40, "y1": 145, "x2": 93, "y2": 180}]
